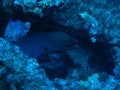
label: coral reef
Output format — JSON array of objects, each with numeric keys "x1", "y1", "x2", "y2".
[
  {"x1": 13, "y1": 0, "x2": 66, "y2": 17},
  {"x1": 0, "y1": 0, "x2": 120, "y2": 90},
  {"x1": 4, "y1": 20, "x2": 30, "y2": 41},
  {"x1": 0, "y1": 38, "x2": 56, "y2": 90}
]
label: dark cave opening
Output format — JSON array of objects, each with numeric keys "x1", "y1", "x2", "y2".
[
  {"x1": 26, "y1": 30, "x2": 115, "y2": 80},
  {"x1": 87, "y1": 41, "x2": 115, "y2": 75},
  {"x1": 37, "y1": 52, "x2": 74, "y2": 80},
  {"x1": 16, "y1": 19, "x2": 115, "y2": 80},
  {"x1": 0, "y1": 10, "x2": 115, "y2": 80},
  {"x1": 15, "y1": 28, "x2": 76, "y2": 80},
  {"x1": 73, "y1": 35, "x2": 115, "y2": 76}
]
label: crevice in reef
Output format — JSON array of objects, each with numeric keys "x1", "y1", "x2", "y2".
[
  {"x1": 38, "y1": 52, "x2": 75, "y2": 80},
  {"x1": 1, "y1": 10, "x2": 115, "y2": 80},
  {"x1": 71, "y1": 35, "x2": 115, "y2": 76},
  {"x1": 87, "y1": 41, "x2": 115, "y2": 75}
]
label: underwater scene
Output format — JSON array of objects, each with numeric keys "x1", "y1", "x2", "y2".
[{"x1": 0, "y1": 0, "x2": 120, "y2": 90}]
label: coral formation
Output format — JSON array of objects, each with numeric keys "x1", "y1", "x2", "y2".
[
  {"x1": 4, "y1": 20, "x2": 30, "y2": 41},
  {"x1": 0, "y1": 0, "x2": 120, "y2": 90}
]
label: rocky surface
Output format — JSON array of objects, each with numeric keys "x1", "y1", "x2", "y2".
[{"x1": 0, "y1": 0, "x2": 120, "y2": 90}]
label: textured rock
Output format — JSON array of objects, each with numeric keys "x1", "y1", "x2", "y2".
[{"x1": 0, "y1": 38, "x2": 56, "y2": 90}]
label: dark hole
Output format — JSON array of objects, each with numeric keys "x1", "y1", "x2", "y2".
[
  {"x1": 38, "y1": 53, "x2": 74, "y2": 80},
  {"x1": 88, "y1": 42, "x2": 115, "y2": 75},
  {"x1": 1, "y1": 6, "x2": 115, "y2": 81}
]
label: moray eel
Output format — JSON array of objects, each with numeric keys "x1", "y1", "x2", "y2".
[{"x1": 16, "y1": 31, "x2": 78, "y2": 59}]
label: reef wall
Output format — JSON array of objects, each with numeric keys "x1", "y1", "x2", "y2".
[{"x1": 0, "y1": 0, "x2": 120, "y2": 90}]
